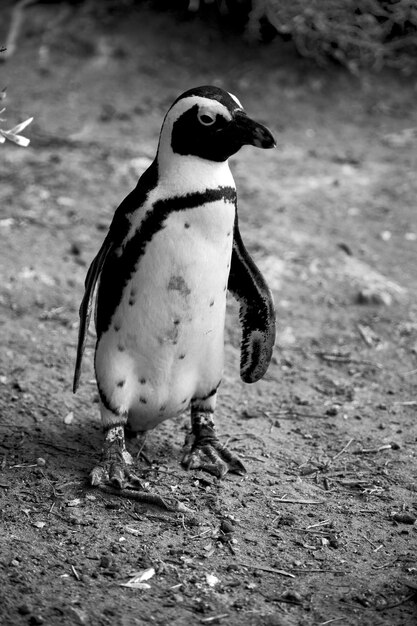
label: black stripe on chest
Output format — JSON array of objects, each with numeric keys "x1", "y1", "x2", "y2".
[{"x1": 96, "y1": 186, "x2": 236, "y2": 337}]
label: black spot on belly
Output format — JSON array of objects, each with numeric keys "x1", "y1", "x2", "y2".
[
  {"x1": 159, "y1": 404, "x2": 167, "y2": 412},
  {"x1": 173, "y1": 318, "x2": 181, "y2": 325},
  {"x1": 227, "y1": 231, "x2": 231, "y2": 237},
  {"x1": 168, "y1": 275, "x2": 191, "y2": 297},
  {"x1": 139, "y1": 377, "x2": 146, "y2": 384},
  {"x1": 114, "y1": 323, "x2": 121, "y2": 332},
  {"x1": 117, "y1": 380, "x2": 125, "y2": 388},
  {"x1": 128, "y1": 298, "x2": 135, "y2": 306},
  {"x1": 139, "y1": 396, "x2": 147, "y2": 404},
  {"x1": 118, "y1": 345, "x2": 125, "y2": 352},
  {"x1": 179, "y1": 353, "x2": 186, "y2": 360},
  {"x1": 184, "y1": 222, "x2": 190, "y2": 229},
  {"x1": 182, "y1": 398, "x2": 188, "y2": 404},
  {"x1": 209, "y1": 299, "x2": 215, "y2": 307}
]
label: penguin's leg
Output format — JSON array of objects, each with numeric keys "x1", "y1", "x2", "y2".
[
  {"x1": 90, "y1": 402, "x2": 143, "y2": 489},
  {"x1": 181, "y1": 396, "x2": 246, "y2": 479}
]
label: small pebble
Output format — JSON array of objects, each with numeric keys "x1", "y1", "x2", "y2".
[
  {"x1": 282, "y1": 590, "x2": 303, "y2": 604},
  {"x1": 325, "y1": 406, "x2": 338, "y2": 417},
  {"x1": 172, "y1": 593, "x2": 184, "y2": 603},
  {"x1": 36, "y1": 458, "x2": 46, "y2": 467},
  {"x1": 70, "y1": 242, "x2": 82, "y2": 256},
  {"x1": 391, "y1": 512, "x2": 416, "y2": 525},
  {"x1": 29, "y1": 616, "x2": 44, "y2": 626},
  {"x1": 100, "y1": 555, "x2": 112, "y2": 568},
  {"x1": 220, "y1": 519, "x2": 235, "y2": 534},
  {"x1": 356, "y1": 289, "x2": 392, "y2": 306},
  {"x1": 226, "y1": 563, "x2": 240, "y2": 572}
]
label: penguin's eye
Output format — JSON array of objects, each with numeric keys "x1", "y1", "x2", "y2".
[{"x1": 198, "y1": 111, "x2": 216, "y2": 126}]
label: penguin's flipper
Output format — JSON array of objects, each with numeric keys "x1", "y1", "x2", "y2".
[
  {"x1": 73, "y1": 235, "x2": 113, "y2": 393},
  {"x1": 228, "y1": 219, "x2": 276, "y2": 383}
]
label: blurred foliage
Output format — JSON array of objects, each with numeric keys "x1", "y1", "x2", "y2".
[
  {"x1": 106, "y1": 0, "x2": 417, "y2": 72},
  {"x1": 247, "y1": 0, "x2": 417, "y2": 73}
]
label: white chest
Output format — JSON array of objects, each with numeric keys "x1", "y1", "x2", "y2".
[{"x1": 123, "y1": 197, "x2": 235, "y2": 341}]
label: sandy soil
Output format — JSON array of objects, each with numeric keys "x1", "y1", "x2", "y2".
[{"x1": 0, "y1": 3, "x2": 416, "y2": 625}]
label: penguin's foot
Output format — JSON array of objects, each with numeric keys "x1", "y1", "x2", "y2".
[
  {"x1": 90, "y1": 425, "x2": 144, "y2": 490},
  {"x1": 181, "y1": 412, "x2": 246, "y2": 479}
]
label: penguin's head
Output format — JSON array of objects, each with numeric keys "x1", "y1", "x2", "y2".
[{"x1": 157, "y1": 85, "x2": 276, "y2": 165}]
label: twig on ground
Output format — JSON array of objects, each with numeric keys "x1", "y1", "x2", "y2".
[
  {"x1": 377, "y1": 591, "x2": 417, "y2": 611},
  {"x1": 328, "y1": 438, "x2": 354, "y2": 465},
  {"x1": 224, "y1": 432, "x2": 266, "y2": 445},
  {"x1": 354, "y1": 444, "x2": 392, "y2": 454},
  {"x1": 402, "y1": 368, "x2": 417, "y2": 376},
  {"x1": 239, "y1": 561, "x2": 295, "y2": 578},
  {"x1": 272, "y1": 495, "x2": 324, "y2": 504},
  {"x1": 200, "y1": 616, "x2": 229, "y2": 624},
  {"x1": 71, "y1": 565, "x2": 81, "y2": 581},
  {"x1": 306, "y1": 519, "x2": 331, "y2": 530},
  {"x1": 316, "y1": 351, "x2": 352, "y2": 363},
  {"x1": 315, "y1": 351, "x2": 382, "y2": 368},
  {"x1": 240, "y1": 454, "x2": 266, "y2": 463},
  {"x1": 336, "y1": 479, "x2": 370, "y2": 487},
  {"x1": 274, "y1": 410, "x2": 327, "y2": 419},
  {"x1": 361, "y1": 534, "x2": 379, "y2": 550},
  {"x1": 189, "y1": 528, "x2": 212, "y2": 540},
  {"x1": 96, "y1": 484, "x2": 195, "y2": 515},
  {"x1": 357, "y1": 323, "x2": 379, "y2": 346},
  {"x1": 372, "y1": 561, "x2": 397, "y2": 569},
  {"x1": 292, "y1": 568, "x2": 347, "y2": 574}
]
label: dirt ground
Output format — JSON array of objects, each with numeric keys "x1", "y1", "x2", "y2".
[{"x1": 0, "y1": 3, "x2": 416, "y2": 625}]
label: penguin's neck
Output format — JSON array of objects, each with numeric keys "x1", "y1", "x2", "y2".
[{"x1": 155, "y1": 149, "x2": 235, "y2": 198}]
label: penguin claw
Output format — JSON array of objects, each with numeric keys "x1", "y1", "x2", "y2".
[
  {"x1": 90, "y1": 424, "x2": 145, "y2": 489},
  {"x1": 90, "y1": 465, "x2": 108, "y2": 486},
  {"x1": 181, "y1": 435, "x2": 246, "y2": 479},
  {"x1": 90, "y1": 461, "x2": 143, "y2": 489}
]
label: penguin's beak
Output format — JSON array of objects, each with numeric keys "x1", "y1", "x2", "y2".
[{"x1": 233, "y1": 110, "x2": 276, "y2": 149}]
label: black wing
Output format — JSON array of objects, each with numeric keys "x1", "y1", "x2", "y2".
[
  {"x1": 228, "y1": 217, "x2": 276, "y2": 383},
  {"x1": 72, "y1": 232, "x2": 113, "y2": 393},
  {"x1": 72, "y1": 161, "x2": 158, "y2": 393}
]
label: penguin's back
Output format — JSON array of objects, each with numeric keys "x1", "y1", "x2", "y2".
[{"x1": 94, "y1": 191, "x2": 236, "y2": 431}]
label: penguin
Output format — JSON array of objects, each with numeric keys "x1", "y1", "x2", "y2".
[{"x1": 73, "y1": 85, "x2": 276, "y2": 487}]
